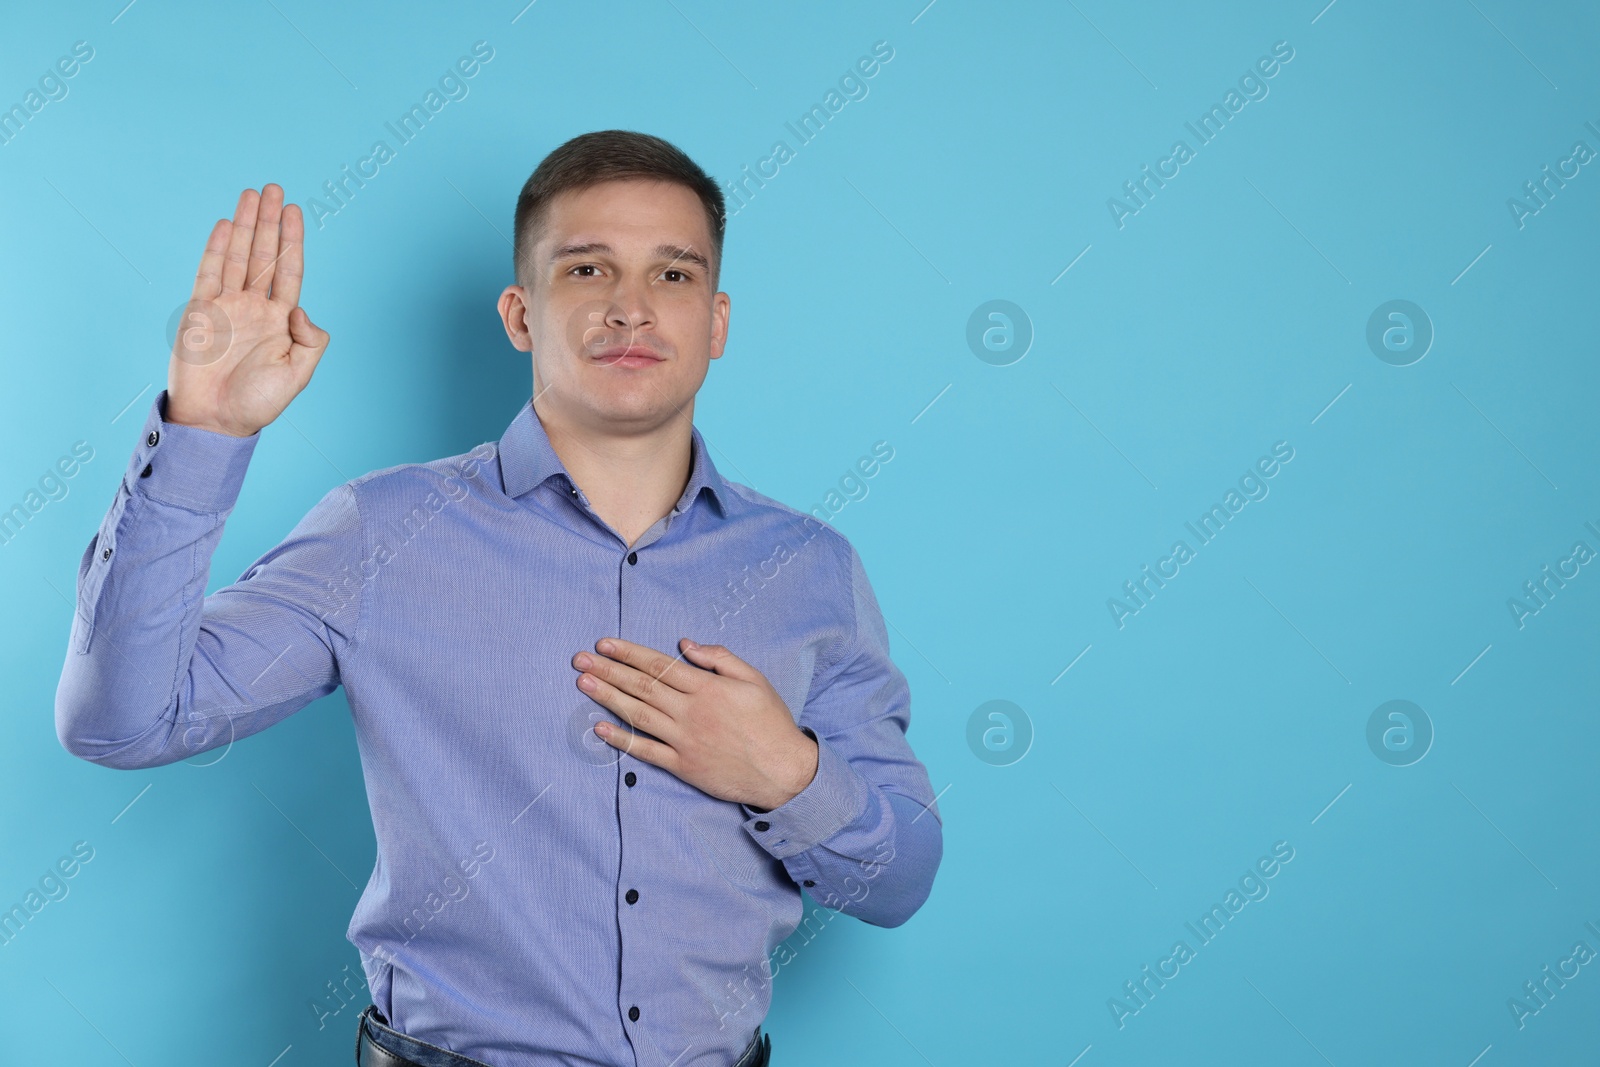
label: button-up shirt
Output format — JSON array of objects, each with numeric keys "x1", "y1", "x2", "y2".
[{"x1": 55, "y1": 390, "x2": 943, "y2": 1067}]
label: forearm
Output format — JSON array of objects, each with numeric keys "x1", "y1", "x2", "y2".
[
  {"x1": 55, "y1": 392, "x2": 258, "y2": 768},
  {"x1": 741, "y1": 731, "x2": 943, "y2": 928}
]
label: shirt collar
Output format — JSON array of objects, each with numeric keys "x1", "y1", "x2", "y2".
[{"x1": 495, "y1": 398, "x2": 730, "y2": 518}]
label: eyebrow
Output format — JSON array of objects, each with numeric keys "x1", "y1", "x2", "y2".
[{"x1": 548, "y1": 241, "x2": 710, "y2": 273}]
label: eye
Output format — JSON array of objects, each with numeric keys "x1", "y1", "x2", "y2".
[
  {"x1": 568, "y1": 264, "x2": 600, "y2": 278},
  {"x1": 662, "y1": 269, "x2": 691, "y2": 283}
]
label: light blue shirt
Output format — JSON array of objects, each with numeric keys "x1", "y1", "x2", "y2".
[{"x1": 55, "y1": 389, "x2": 943, "y2": 1066}]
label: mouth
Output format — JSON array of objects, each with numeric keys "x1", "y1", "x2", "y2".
[{"x1": 589, "y1": 345, "x2": 665, "y2": 368}]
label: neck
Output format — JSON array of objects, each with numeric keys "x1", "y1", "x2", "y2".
[{"x1": 534, "y1": 397, "x2": 696, "y2": 548}]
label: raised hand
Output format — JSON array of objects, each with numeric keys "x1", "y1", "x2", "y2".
[{"x1": 166, "y1": 184, "x2": 330, "y2": 438}]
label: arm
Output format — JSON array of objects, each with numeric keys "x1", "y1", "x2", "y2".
[
  {"x1": 55, "y1": 392, "x2": 362, "y2": 768},
  {"x1": 737, "y1": 541, "x2": 943, "y2": 928},
  {"x1": 55, "y1": 183, "x2": 341, "y2": 769}
]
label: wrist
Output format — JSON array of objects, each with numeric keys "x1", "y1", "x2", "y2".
[
  {"x1": 163, "y1": 401, "x2": 255, "y2": 439},
  {"x1": 763, "y1": 730, "x2": 819, "y2": 810}
]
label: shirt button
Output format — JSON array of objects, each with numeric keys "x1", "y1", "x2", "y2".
[
  {"x1": 624, "y1": 772, "x2": 636, "y2": 787},
  {"x1": 803, "y1": 880, "x2": 815, "y2": 887},
  {"x1": 628, "y1": 1006, "x2": 640, "y2": 1022},
  {"x1": 625, "y1": 888, "x2": 638, "y2": 905},
  {"x1": 139, "y1": 463, "x2": 153, "y2": 478},
  {"x1": 100, "y1": 547, "x2": 112, "y2": 561},
  {"x1": 146, "y1": 430, "x2": 159, "y2": 447},
  {"x1": 753, "y1": 821, "x2": 770, "y2": 832},
  {"x1": 626, "y1": 551, "x2": 637, "y2": 565}
]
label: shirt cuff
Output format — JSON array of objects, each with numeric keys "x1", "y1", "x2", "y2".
[
  {"x1": 740, "y1": 725, "x2": 872, "y2": 859},
  {"x1": 131, "y1": 389, "x2": 260, "y2": 512}
]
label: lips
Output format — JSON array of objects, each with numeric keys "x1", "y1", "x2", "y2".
[{"x1": 590, "y1": 345, "x2": 664, "y2": 367}]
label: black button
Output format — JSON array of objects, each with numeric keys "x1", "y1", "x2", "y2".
[
  {"x1": 626, "y1": 551, "x2": 638, "y2": 565},
  {"x1": 625, "y1": 888, "x2": 638, "y2": 905},
  {"x1": 139, "y1": 463, "x2": 152, "y2": 478},
  {"x1": 624, "y1": 772, "x2": 636, "y2": 787},
  {"x1": 628, "y1": 1006, "x2": 640, "y2": 1022},
  {"x1": 803, "y1": 880, "x2": 815, "y2": 887},
  {"x1": 753, "y1": 820, "x2": 770, "y2": 832},
  {"x1": 100, "y1": 547, "x2": 112, "y2": 561},
  {"x1": 146, "y1": 430, "x2": 159, "y2": 447}
]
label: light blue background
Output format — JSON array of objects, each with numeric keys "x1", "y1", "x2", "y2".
[{"x1": 3, "y1": 1, "x2": 1597, "y2": 1064}]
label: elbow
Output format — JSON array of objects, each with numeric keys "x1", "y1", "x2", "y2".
[
  {"x1": 869, "y1": 821, "x2": 944, "y2": 929},
  {"x1": 54, "y1": 683, "x2": 170, "y2": 771},
  {"x1": 55, "y1": 721, "x2": 150, "y2": 770}
]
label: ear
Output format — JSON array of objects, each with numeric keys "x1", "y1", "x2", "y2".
[
  {"x1": 498, "y1": 285, "x2": 533, "y2": 352},
  {"x1": 707, "y1": 290, "x2": 730, "y2": 361}
]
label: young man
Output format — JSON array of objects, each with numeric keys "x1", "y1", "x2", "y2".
[{"x1": 55, "y1": 130, "x2": 942, "y2": 1067}]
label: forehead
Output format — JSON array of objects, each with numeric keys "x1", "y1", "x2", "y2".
[{"x1": 540, "y1": 178, "x2": 711, "y2": 253}]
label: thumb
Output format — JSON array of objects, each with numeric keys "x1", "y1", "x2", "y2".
[
  {"x1": 288, "y1": 306, "x2": 330, "y2": 360},
  {"x1": 681, "y1": 639, "x2": 755, "y2": 679}
]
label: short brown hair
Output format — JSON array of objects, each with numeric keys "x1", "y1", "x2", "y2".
[{"x1": 512, "y1": 130, "x2": 726, "y2": 291}]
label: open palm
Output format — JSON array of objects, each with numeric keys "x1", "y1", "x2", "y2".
[{"x1": 167, "y1": 184, "x2": 330, "y2": 438}]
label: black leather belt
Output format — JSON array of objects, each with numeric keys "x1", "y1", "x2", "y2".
[{"x1": 355, "y1": 1004, "x2": 771, "y2": 1066}]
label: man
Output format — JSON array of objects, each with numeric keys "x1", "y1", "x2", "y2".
[{"x1": 55, "y1": 130, "x2": 943, "y2": 1067}]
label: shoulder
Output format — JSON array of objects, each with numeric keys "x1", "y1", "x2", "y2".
[
  {"x1": 342, "y1": 441, "x2": 500, "y2": 508},
  {"x1": 719, "y1": 479, "x2": 858, "y2": 571}
]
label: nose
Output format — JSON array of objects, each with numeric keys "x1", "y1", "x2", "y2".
[{"x1": 605, "y1": 275, "x2": 654, "y2": 334}]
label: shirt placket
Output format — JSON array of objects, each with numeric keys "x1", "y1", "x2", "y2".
[{"x1": 562, "y1": 474, "x2": 681, "y2": 1056}]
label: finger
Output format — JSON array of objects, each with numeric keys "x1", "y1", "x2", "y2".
[
  {"x1": 273, "y1": 203, "x2": 306, "y2": 308},
  {"x1": 594, "y1": 719, "x2": 677, "y2": 771},
  {"x1": 219, "y1": 188, "x2": 261, "y2": 292},
  {"x1": 579, "y1": 653, "x2": 683, "y2": 717},
  {"x1": 595, "y1": 637, "x2": 697, "y2": 694},
  {"x1": 578, "y1": 670, "x2": 673, "y2": 742},
  {"x1": 287, "y1": 306, "x2": 330, "y2": 371},
  {"x1": 244, "y1": 183, "x2": 284, "y2": 294},
  {"x1": 680, "y1": 640, "x2": 758, "y2": 681},
  {"x1": 191, "y1": 218, "x2": 231, "y2": 302}
]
